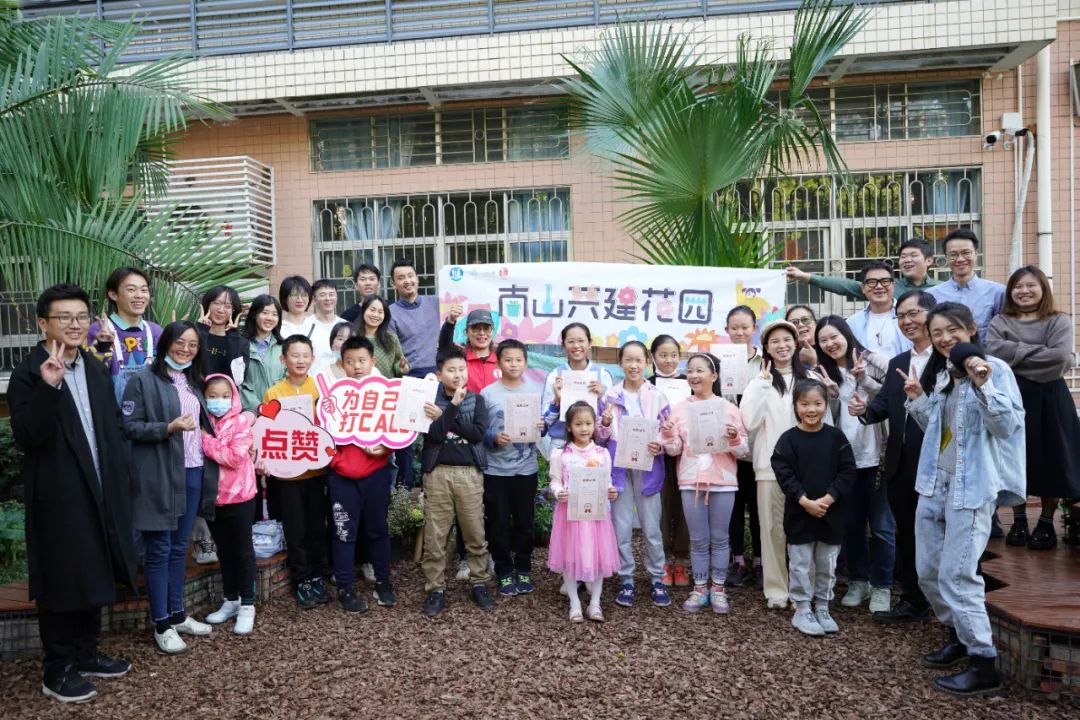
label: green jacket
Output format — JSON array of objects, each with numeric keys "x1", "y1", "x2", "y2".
[
  {"x1": 807, "y1": 273, "x2": 940, "y2": 302},
  {"x1": 240, "y1": 335, "x2": 286, "y2": 411}
]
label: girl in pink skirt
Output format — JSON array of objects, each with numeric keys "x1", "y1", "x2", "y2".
[{"x1": 548, "y1": 401, "x2": 620, "y2": 622}]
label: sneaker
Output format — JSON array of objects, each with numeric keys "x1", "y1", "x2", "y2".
[
  {"x1": 77, "y1": 654, "x2": 131, "y2": 678},
  {"x1": 710, "y1": 586, "x2": 730, "y2": 615},
  {"x1": 455, "y1": 559, "x2": 470, "y2": 581},
  {"x1": 1028, "y1": 520, "x2": 1057, "y2": 550},
  {"x1": 615, "y1": 583, "x2": 635, "y2": 607},
  {"x1": 295, "y1": 581, "x2": 317, "y2": 610},
  {"x1": 311, "y1": 577, "x2": 332, "y2": 605},
  {"x1": 814, "y1": 605, "x2": 839, "y2": 633},
  {"x1": 338, "y1": 588, "x2": 369, "y2": 614},
  {"x1": 869, "y1": 587, "x2": 892, "y2": 613},
  {"x1": 471, "y1": 585, "x2": 496, "y2": 611},
  {"x1": 661, "y1": 563, "x2": 674, "y2": 587},
  {"x1": 672, "y1": 564, "x2": 691, "y2": 588},
  {"x1": 171, "y1": 615, "x2": 212, "y2": 636},
  {"x1": 373, "y1": 581, "x2": 397, "y2": 607},
  {"x1": 726, "y1": 562, "x2": 750, "y2": 588},
  {"x1": 154, "y1": 627, "x2": 188, "y2": 654},
  {"x1": 233, "y1": 605, "x2": 255, "y2": 635},
  {"x1": 766, "y1": 597, "x2": 789, "y2": 611},
  {"x1": 650, "y1": 581, "x2": 672, "y2": 607},
  {"x1": 360, "y1": 563, "x2": 377, "y2": 584},
  {"x1": 792, "y1": 609, "x2": 826, "y2": 636},
  {"x1": 192, "y1": 538, "x2": 218, "y2": 565},
  {"x1": 498, "y1": 575, "x2": 518, "y2": 597},
  {"x1": 683, "y1": 586, "x2": 710, "y2": 613},
  {"x1": 873, "y1": 599, "x2": 932, "y2": 624},
  {"x1": 423, "y1": 590, "x2": 446, "y2": 618},
  {"x1": 206, "y1": 598, "x2": 241, "y2": 625},
  {"x1": 42, "y1": 672, "x2": 98, "y2": 703},
  {"x1": 515, "y1": 573, "x2": 535, "y2": 595},
  {"x1": 1006, "y1": 516, "x2": 1029, "y2": 546},
  {"x1": 841, "y1": 580, "x2": 871, "y2": 608}
]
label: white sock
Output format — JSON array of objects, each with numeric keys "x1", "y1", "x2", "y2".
[
  {"x1": 587, "y1": 578, "x2": 604, "y2": 608},
  {"x1": 564, "y1": 573, "x2": 582, "y2": 614}
]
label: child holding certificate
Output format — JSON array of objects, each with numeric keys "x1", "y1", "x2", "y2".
[
  {"x1": 548, "y1": 401, "x2": 619, "y2": 623},
  {"x1": 660, "y1": 354, "x2": 749, "y2": 615},
  {"x1": 595, "y1": 341, "x2": 672, "y2": 609}
]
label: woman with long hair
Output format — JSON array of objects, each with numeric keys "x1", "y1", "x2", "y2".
[
  {"x1": 238, "y1": 294, "x2": 286, "y2": 412},
  {"x1": 359, "y1": 294, "x2": 407, "y2": 378}
]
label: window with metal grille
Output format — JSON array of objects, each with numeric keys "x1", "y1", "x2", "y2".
[
  {"x1": 310, "y1": 104, "x2": 569, "y2": 171},
  {"x1": 723, "y1": 168, "x2": 981, "y2": 317},
  {"x1": 829, "y1": 80, "x2": 981, "y2": 142},
  {"x1": 312, "y1": 187, "x2": 570, "y2": 311}
]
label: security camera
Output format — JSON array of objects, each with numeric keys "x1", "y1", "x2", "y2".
[{"x1": 985, "y1": 130, "x2": 1002, "y2": 145}]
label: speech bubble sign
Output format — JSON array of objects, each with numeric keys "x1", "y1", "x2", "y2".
[
  {"x1": 315, "y1": 374, "x2": 418, "y2": 450},
  {"x1": 252, "y1": 408, "x2": 336, "y2": 479}
]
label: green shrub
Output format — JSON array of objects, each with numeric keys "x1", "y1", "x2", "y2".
[
  {"x1": 387, "y1": 486, "x2": 424, "y2": 540},
  {"x1": 0, "y1": 418, "x2": 24, "y2": 502},
  {"x1": 0, "y1": 500, "x2": 27, "y2": 585},
  {"x1": 533, "y1": 455, "x2": 554, "y2": 545}
]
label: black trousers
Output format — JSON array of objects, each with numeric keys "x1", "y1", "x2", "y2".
[
  {"x1": 886, "y1": 455, "x2": 927, "y2": 607},
  {"x1": 329, "y1": 467, "x2": 392, "y2": 589},
  {"x1": 728, "y1": 460, "x2": 762, "y2": 558},
  {"x1": 483, "y1": 473, "x2": 537, "y2": 578},
  {"x1": 208, "y1": 498, "x2": 258, "y2": 604},
  {"x1": 38, "y1": 606, "x2": 101, "y2": 683},
  {"x1": 274, "y1": 475, "x2": 329, "y2": 585}
]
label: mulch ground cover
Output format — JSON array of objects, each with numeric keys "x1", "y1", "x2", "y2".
[{"x1": 2, "y1": 545, "x2": 1077, "y2": 719}]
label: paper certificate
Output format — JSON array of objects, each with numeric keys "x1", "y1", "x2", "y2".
[
  {"x1": 714, "y1": 344, "x2": 749, "y2": 395},
  {"x1": 568, "y1": 465, "x2": 609, "y2": 521},
  {"x1": 559, "y1": 370, "x2": 597, "y2": 420},
  {"x1": 394, "y1": 375, "x2": 440, "y2": 433},
  {"x1": 613, "y1": 417, "x2": 657, "y2": 471},
  {"x1": 277, "y1": 393, "x2": 314, "y2": 422},
  {"x1": 687, "y1": 400, "x2": 726, "y2": 455},
  {"x1": 504, "y1": 393, "x2": 541, "y2": 443},
  {"x1": 654, "y1": 376, "x2": 691, "y2": 409}
]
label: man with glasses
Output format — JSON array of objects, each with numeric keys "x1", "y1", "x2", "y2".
[
  {"x1": 309, "y1": 279, "x2": 346, "y2": 374},
  {"x1": 849, "y1": 291, "x2": 937, "y2": 624},
  {"x1": 785, "y1": 238, "x2": 939, "y2": 301},
  {"x1": 927, "y1": 228, "x2": 1004, "y2": 344},
  {"x1": 9, "y1": 284, "x2": 137, "y2": 703},
  {"x1": 847, "y1": 261, "x2": 912, "y2": 357}
]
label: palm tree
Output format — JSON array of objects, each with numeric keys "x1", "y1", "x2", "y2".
[
  {"x1": 562, "y1": 0, "x2": 868, "y2": 268},
  {"x1": 0, "y1": 2, "x2": 257, "y2": 327}
]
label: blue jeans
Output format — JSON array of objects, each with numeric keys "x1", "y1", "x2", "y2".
[
  {"x1": 612, "y1": 470, "x2": 665, "y2": 585},
  {"x1": 916, "y1": 469, "x2": 996, "y2": 657},
  {"x1": 143, "y1": 467, "x2": 201, "y2": 623},
  {"x1": 843, "y1": 466, "x2": 896, "y2": 588},
  {"x1": 681, "y1": 490, "x2": 735, "y2": 586},
  {"x1": 394, "y1": 366, "x2": 435, "y2": 489}
]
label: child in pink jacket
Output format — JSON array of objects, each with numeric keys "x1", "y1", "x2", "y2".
[
  {"x1": 200, "y1": 374, "x2": 258, "y2": 635},
  {"x1": 661, "y1": 354, "x2": 749, "y2": 615}
]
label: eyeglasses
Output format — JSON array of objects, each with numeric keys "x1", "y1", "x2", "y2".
[
  {"x1": 896, "y1": 310, "x2": 927, "y2": 322},
  {"x1": 171, "y1": 340, "x2": 200, "y2": 351},
  {"x1": 210, "y1": 300, "x2": 233, "y2": 310},
  {"x1": 946, "y1": 250, "x2": 976, "y2": 261},
  {"x1": 862, "y1": 278, "x2": 895, "y2": 288},
  {"x1": 47, "y1": 313, "x2": 92, "y2": 326},
  {"x1": 789, "y1": 317, "x2": 815, "y2": 326},
  {"x1": 287, "y1": 291, "x2": 310, "y2": 300}
]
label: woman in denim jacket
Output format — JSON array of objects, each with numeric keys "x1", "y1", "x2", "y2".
[{"x1": 900, "y1": 302, "x2": 1025, "y2": 698}]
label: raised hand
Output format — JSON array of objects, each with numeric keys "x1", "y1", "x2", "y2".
[
  {"x1": 812, "y1": 366, "x2": 839, "y2": 397},
  {"x1": 964, "y1": 356, "x2": 992, "y2": 387},
  {"x1": 896, "y1": 363, "x2": 924, "y2": 401},
  {"x1": 851, "y1": 350, "x2": 867, "y2": 382},
  {"x1": 785, "y1": 266, "x2": 810, "y2": 282},
  {"x1": 600, "y1": 404, "x2": 613, "y2": 427},
  {"x1": 451, "y1": 385, "x2": 467, "y2": 406},
  {"x1": 660, "y1": 418, "x2": 675, "y2": 436},
  {"x1": 94, "y1": 316, "x2": 115, "y2": 345},
  {"x1": 197, "y1": 305, "x2": 211, "y2": 326},
  {"x1": 848, "y1": 392, "x2": 867, "y2": 416},
  {"x1": 759, "y1": 359, "x2": 773, "y2": 381},
  {"x1": 552, "y1": 376, "x2": 563, "y2": 403},
  {"x1": 227, "y1": 313, "x2": 240, "y2": 331},
  {"x1": 40, "y1": 340, "x2": 66, "y2": 386},
  {"x1": 448, "y1": 303, "x2": 464, "y2": 323}
]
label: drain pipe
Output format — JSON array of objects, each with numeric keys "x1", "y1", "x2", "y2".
[
  {"x1": 1008, "y1": 131, "x2": 1037, "y2": 274},
  {"x1": 1036, "y1": 46, "x2": 1053, "y2": 280}
]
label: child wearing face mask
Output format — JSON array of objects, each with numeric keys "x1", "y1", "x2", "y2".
[{"x1": 200, "y1": 374, "x2": 259, "y2": 635}]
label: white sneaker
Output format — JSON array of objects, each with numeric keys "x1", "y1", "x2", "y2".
[
  {"x1": 206, "y1": 599, "x2": 240, "y2": 624},
  {"x1": 172, "y1": 615, "x2": 212, "y2": 636},
  {"x1": 455, "y1": 559, "x2": 470, "y2": 581},
  {"x1": 868, "y1": 587, "x2": 892, "y2": 613},
  {"x1": 792, "y1": 609, "x2": 825, "y2": 636},
  {"x1": 361, "y1": 563, "x2": 376, "y2": 584},
  {"x1": 233, "y1": 605, "x2": 255, "y2": 635},
  {"x1": 192, "y1": 538, "x2": 218, "y2": 565},
  {"x1": 814, "y1": 605, "x2": 839, "y2": 633},
  {"x1": 766, "y1": 597, "x2": 789, "y2": 611},
  {"x1": 841, "y1": 580, "x2": 871, "y2": 608},
  {"x1": 154, "y1": 627, "x2": 188, "y2": 654}
]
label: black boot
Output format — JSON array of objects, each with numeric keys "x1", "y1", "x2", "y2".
[
  {"x1": 1005, "y1": 515, "x2": 1029, "y2": 547},
  {"x1": 923, "y1": 628, "x2": 969, "y2": 668},
  {"x1": 1027, "y1": 518, "x2": 1057, "y2": 550},
  {"x1": 933, "y1": 655, "x2": 1002, "y2": 697}
]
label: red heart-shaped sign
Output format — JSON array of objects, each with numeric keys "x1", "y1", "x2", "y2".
[
  {"x1": 258, "y1": 399, "x2": 281, "y2": 420},
  {"x1": 324, "y1": 447, "x2": 336, "y2": 457}
]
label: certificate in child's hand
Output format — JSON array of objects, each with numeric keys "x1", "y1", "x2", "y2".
[
  {"x1": 714, "y1": 344, "x2": 749, "y2": 395},
  {"x1": 394, "y1": 375, "x2": 439, "y2": 433},
  {"x1": 613, "y1": 416, "x2": 657, "y2": 471},
  {"x1": 568, "y1": 465, "x2": 609, "y2": 521},
  {"x1": 504, "y1": 393, "x2": 541, "y2": 443},
  {"x1": 559, "y1": 370, "x2": 596, "y2": 420},
  {"x1": 687, "y1": 399, "x2": 725, "y2": 455},
  {"x1": 654, "y1": 376, "x2": 691, "y2": 409}
]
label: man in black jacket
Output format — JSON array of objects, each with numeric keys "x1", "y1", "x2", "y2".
[
  {"x1": 9, "y1": 284, "x2": 137, "y2": 703},
  {"x1": 849, "y1": 290, "x2": 937, "y2": 623}
]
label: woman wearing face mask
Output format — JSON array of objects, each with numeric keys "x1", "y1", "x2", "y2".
[
  {"x1": 902, "y1": 301, "x2": 1025, "y2": 696},
  {"x1": 122, "y1": 322, "x2": 220, "y2": 654}
]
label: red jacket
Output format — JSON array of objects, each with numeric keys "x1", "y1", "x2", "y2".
[
  {"x1": 438, "y1": 321, "x2": 500, "y2": 393},
  {"x1": 330, "y1": 444, "x2": 390, "y2": 479}
]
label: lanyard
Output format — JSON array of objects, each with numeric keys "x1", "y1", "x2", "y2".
[{"x1": 108, "y1": 315, "x2": 154, "y2": 368}]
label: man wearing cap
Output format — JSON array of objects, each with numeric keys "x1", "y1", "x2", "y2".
[{"x1": 437, "y1": 306, "x2": 500, "y2": 393}]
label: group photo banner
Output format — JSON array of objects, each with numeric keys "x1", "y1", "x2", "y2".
[{"x1": 437, "y1": 262, "x2": 788, "y2": 351}]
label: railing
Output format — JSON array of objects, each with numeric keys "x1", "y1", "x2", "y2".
[{"x1": 18, "y1": 0, "x2": 909, "y2": 63}]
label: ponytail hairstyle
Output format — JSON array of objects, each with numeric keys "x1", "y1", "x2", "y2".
[{"x1": 686, "y1": 352, "x2": 724, "y2": 396}]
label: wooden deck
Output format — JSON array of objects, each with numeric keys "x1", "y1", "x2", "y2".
[{"x1": 984, "y1": 506, "x2": 1080, "y2": 634}]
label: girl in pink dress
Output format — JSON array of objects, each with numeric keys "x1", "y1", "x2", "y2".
[{"x1": 548, "y1": 401, "x2": 620, "y2": 622}]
